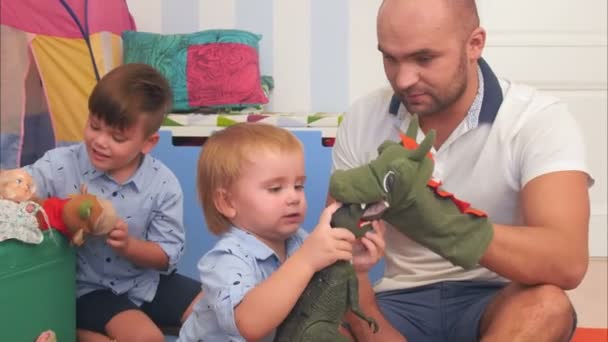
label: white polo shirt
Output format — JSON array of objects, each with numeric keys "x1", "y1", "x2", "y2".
[{"x1": 332, "y1": 59, "x2": 592, "y2": 291}]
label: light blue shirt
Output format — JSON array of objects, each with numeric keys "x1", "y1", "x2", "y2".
[
  {"x1": 178, "y1": 227, "x2": 308, "y2": 342},
  {"x1": 24, "y1": 143, "x2": 185, "y2": 305}
]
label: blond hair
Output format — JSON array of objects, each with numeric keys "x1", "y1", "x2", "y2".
[{"x1": 197, "y1": 123, "x2": 303, "y2": 235}]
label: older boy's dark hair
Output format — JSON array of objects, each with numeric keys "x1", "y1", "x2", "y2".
[{"x1": 88, "y1": 63, "x2": 173, "y2": 136}]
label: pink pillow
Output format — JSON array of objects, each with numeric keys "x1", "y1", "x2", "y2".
[{"x1": 186, "y1": 43, "x2": 268, "y2": 107}]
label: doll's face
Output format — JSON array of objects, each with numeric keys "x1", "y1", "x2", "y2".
[{"x1": 0, "y1": 169, "x2": 36, "y2": 202}]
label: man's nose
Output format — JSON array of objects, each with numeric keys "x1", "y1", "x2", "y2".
[{"x1": 395, "y1": 64, "x2": 419, "y2": 90}]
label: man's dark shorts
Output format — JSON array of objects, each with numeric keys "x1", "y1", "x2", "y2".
[
  {"x1": 377, "y1": 280, "x2": 577, "y2": 342},
  {"x1": 76, "y1": 272, "x2": 201, "y2": 334},
  {"x1": 378, "y1": 281, "x2": 504, "y2": 342}
]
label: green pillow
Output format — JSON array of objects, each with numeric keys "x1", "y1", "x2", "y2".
[{"x1": 122, "y1": 29, "x2": 270, "y2": 112}]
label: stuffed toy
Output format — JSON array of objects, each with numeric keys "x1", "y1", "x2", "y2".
[
  {"x1": 0, "y1": 168, "x2": 37, "y2": 202},
  {"x1": 0, "y1": 168, "x2": 118, "y2": 246},
  {"x1": 0, "y1": 169, "x2": 44, "y2": 244},
  {"x1": 329, "y1": 115, "x2": 493, "y2": 269},
  {"x1": 36, "y1": 184, "x2": 119, "y2": 246},
  {"x1": 275, "y1": 116, "x2": 493, "y2": 342}
]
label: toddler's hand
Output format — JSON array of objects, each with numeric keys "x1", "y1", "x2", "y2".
[
  {"x1": 106, "y1": 219, "x2": 131, "y2": 256},
  {"x1": 352, "y1": 220, "x2": 386, "y2": 273},
  {"x1": 297, "y1": 202, "x2": 355, "y2": 273}
]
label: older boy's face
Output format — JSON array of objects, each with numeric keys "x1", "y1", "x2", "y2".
[
  {"x1": 83, "y1": 114, "x2": 158, "y2": 183},
  {"x1": 226, "y1": 149, "x2": 307, "y2": 251}
]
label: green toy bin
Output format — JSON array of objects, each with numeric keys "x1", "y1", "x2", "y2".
[{"x1": 0, "y1": 229, "x2": 76, "y2": 341}]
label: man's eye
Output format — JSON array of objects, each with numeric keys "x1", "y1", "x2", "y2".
[
  {"x1": 295, "y1": 185, "x2": 305, "y2": 191},
  {"x1": 268, "y1": 186, "x2": 281, "y2": 193},
  {"x1": 417, "y1": 55, "x2": 433, "y2": 64},
  {"x1": 383, "y1": 54, "x2": 396, "y2": 63}
]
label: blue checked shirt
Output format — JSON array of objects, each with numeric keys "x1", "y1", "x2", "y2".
[
  {"x1": 24, "y1": 143, "x2": 185, "y2": 305},
  {"x1": 178, "y1": 227, "x2": 308, "y2": 342}
]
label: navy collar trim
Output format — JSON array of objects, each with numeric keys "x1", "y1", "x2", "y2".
[{"x1": 388, "y1": 58, "x2": 503, "y2": 124}]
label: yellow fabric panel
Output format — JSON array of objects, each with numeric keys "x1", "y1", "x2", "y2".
[
  {"x1": 90, "y1": 32, "x2": 124, "y2": 77},
  {"x1": 30, "y1": 35, "x2": 97, "y2": 143}
]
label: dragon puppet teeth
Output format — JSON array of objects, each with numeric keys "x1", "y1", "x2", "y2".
[{"x1": 361, "y1": 200, "x2": 390, "y2": 220}]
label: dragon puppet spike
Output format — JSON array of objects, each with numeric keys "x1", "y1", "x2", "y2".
[
  {"x1": 399, "y1": 114, "x2": 437, "y2": 162},
  {"x1": 409, "y1": 130, "x2": 436, "y2": 162},
  {"x1": 405, "y1": 114, "x2": 420, "y2": 138}
]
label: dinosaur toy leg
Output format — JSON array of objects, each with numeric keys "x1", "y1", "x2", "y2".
[
  {"x1": 301, "y1": 321, "x2": 352, "y2": 342},
  {"x1": 347, "y1": 277, "x2": 379, "y2": 332}
]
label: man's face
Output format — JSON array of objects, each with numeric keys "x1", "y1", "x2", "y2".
[{"x1": 377, "y1": 0, "x2": 472, "y2": 116}]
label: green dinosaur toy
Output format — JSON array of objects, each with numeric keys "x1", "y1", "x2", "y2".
[
  {"x1": 275, "y1": 116, "x2": 493, "y2": 342},
  {"x1": 330, "y1": 115, "x2": 493, "y2": 269},
  {"x1": 274, "y1": 259, "x2": 377, "y2": 342}
]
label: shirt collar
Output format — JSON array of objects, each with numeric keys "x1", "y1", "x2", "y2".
[
  {"x1": 388, "y1": 57, "x2": 503, "y2": 126},
  {"x1": 77, "y1": 143, "x2": 149, "y2": 192},
  {"x1": 227, "y1": 226, "x2": 302, "y2": 261}
]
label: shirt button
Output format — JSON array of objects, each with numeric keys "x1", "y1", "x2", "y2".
[{"x1": 112, "y1": 191, "x2": 118, "y2": 197}]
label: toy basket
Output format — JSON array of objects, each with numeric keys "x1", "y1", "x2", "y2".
[{"x1": 0, "y1": 229, "x2": 76, "y2": 341}]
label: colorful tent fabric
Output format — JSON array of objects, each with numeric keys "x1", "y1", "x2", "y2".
[{"x1": 0, "y1": 0, "x2": 135, "y2": 168}]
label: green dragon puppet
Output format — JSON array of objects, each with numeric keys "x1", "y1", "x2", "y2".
[{"x1": 274, "y1": 116, "x2": 493, "y2": 342}]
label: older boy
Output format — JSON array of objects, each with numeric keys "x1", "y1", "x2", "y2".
[{"x1": 25, "y1": 63, "x2": 202, "y2": 342}]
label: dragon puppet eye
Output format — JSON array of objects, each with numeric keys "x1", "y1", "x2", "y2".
[{"x1": 383, "y1": 171, "x2": 396, "y2": 193}]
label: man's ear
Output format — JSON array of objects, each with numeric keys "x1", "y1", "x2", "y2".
[
  {"x1": 467, "y1": 27, "x2": 486, "y2": 60},
  {"x1": 213, "y1": 188, "x2": 236, "y2": 219},
  {"x1": 141, "y1": 132, "x2": 160, "y2": 154}
]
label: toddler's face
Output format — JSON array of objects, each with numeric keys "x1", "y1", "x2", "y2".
[{"x1": 226, "y1": 150, "x2": 307, "y2": 248}]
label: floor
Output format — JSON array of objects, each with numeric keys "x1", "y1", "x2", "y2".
[{"x1": 568, "y1": 257, "x2": 608, "y2": 328}]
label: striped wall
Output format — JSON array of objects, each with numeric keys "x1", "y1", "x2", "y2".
[
  {"x1": 125, "y1": 0, "x2": 607, "y2": 256},
  {"x1": 125, "y1": 0, "x2": 386, "y2": 113}
]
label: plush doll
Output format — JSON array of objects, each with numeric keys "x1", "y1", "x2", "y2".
[
  {"x1": 275, "y1": 116, "x2": 493, "y2": 342},
  {"x1": 0, "y1": 169, "x2": 44, "y2": 244},
  {"x1": 0, "y1": 168, "x2": 118, "y2": 246},
  {"x1": 36, "y1": 184, "x2": 119, "y2": 246},
  {"x1": 0, "y1": 168, "x2": 37, "y2": 202}
]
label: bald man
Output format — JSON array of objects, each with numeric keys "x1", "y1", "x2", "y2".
[{"x1": 330, "y1": 0, "x2": 593, "y2": 341}]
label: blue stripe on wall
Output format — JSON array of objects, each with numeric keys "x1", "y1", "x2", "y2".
[
  {"x1": 162, "y1": 0, "x2": 199, "y2": 34},
  {"x1": 235, "y1": 0, "x2": 274, "y2": 76},
  {"x1": 311, "y1": 0, "x2": 350, "y2": 112}
]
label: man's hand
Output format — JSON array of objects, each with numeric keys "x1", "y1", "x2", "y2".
[{"x1": 352, "y1": 220, "x2": 386, "y2": 273}]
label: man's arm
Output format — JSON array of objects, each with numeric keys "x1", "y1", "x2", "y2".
[
  {"x1": 344, "y1": 273, "x2": 406, "y2": 342},
  {"x1": 480, "y1": 170, "x2": 590, "y2": 289}
]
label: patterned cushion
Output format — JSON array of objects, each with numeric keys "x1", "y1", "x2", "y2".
[
  {"x1": 0, "y1": 199, "x2": 43, "y2": 244},
  {"x1": 122, "y1": 29, "x2": 269, "y2": 112}
]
